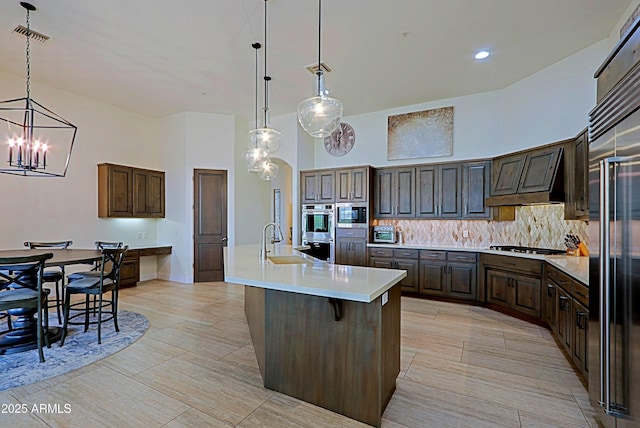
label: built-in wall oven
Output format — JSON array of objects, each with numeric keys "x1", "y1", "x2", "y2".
[
  {"x1": 301, "y1": 204, "x2": 334, "y2": 262},
  {"x1": 335, "y1": 202, "x2": 368, "y2": 228}
]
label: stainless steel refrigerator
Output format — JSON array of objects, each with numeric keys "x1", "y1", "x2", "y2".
[{"x1": 588, "y1": 18, "x2": 640, "y2": 428}]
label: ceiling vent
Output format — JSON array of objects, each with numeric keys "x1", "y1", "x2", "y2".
[
  {"x1": 12, "y1": 24, "x2": 49, "y2": 43},
  {"x1": 305, "y1": 61, "x2": 332, "y2": 75}
]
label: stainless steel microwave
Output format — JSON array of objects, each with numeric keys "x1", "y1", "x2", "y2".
[{"x1": 335, "y1": 203, "x2": 368, "y2": 228}]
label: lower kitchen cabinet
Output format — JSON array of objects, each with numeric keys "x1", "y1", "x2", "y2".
[
  {"x1": 546, "y1": 264, "x2": 589, "y2": 379},
  {"x1": 481, "y1": 254, "x2": 543, "y2": 319},
  {"x1": 369, "y1": 247, "x2": 419, "y2": 292},
  {"x1": 120, "y1": 249, "x2": 140, "y2": 288},
  {"x1": 419, "y1": 250, "x2": 477, "y2": 300},
  {"x1": 335, "y1": 228, "x2": 368, "y2": 266}
]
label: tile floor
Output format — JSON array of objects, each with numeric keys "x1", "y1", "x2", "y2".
[{"x1": 0, "y1": 280, "x2": 600, "y2": 427}]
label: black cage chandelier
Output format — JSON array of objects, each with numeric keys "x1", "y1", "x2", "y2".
[{"x1": 0, "y1": 2, "x2": 77, "y2": 177}]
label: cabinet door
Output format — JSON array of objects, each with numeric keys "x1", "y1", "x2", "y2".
[
  {"x1": 108, "y1": 165, "x2": 133, "y2": 217},
  {"x1": 335, "y1": 239, "x2": 351, "y2": 265},
  {"x1": 374, "y1": 169, "x2": 395, "y2": 218},
  {"x1": 574, "y1": 132, "x2": 589, "y2": 218},
  {"x1": 119, "y1": 251, "x2": 139, "y2": 288},
  {"x1": 517, "y1": 146, "x2": 563, "y2": 194},
  {"x1": 491, "y1": 154, "x2": 526, "y2": 196},
  {"x1": 301, "y1": 172, "x2": 319, "y2": 203},
  {"x1": 557, "y1": 286, "x2": 572, "y2": 354},
  {"x1": 350, "y1": 167, "x2": 368, "y2": 202},
  {"x1": 572, "y1": 299, "x2": 588, "y2": 375},
  {"x1": 462, "y1": 161, "x2": 491, "y2": 219},
  {"x1": 439, "y1": 164, "x2": 461, "y2": 218},
  {"x1": 147, "y1": 170, "x2": 165, "y2": 217},
  {"x1": 396, "y1": 168, "x2": 416, "y2": 217},
  {"x1": 351, "y1": 240, "x2": 367, "y2": 267},
  {"x1": 396, "y1": 258, "x2": 419, "y2": 292},
  {"x1": 415, "y1": 165, "x2": 437, "y2": 218},
  {"x1": 335, "y1": 169, "x2": 351, "y2": 202},
  {"x1": 544, "y1": 281, "x2": 558, "y2": 334},
  {"x1": 133, "y1": 169, "x2": 149, "y2": 216},
  {"x1": 486, "y1": 269, "x2": 511, "y2": 309},
  {"x1": 419, "y1": 260, "x2": 446, "y2": 295},
  {"x1": 448, "y1": 262, "x2": 477, "y2": 300},
  {"x1": 317, "y1": 171, "x2": 335, "y2": 202},
  {"x1": 512, "y1": 273, "x2": 541, "y2": 317},
  {"x1": 370, "y1": 257, "x2": 393, "y2": 269}
]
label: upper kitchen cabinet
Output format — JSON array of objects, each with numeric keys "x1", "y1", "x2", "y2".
[
  {"x1": 374, "y1": 167, "x2": 415, "y2": 218},
  {"x1": 564, "y1": 129, "x2": 589, "y2": 220},
  {"x1": 415, "y1": 164, "x2": 461, "y2": 218},
  {"x1": 98, "y1": 163, "x2": 166, "y2": 218},
  {"x1": 133, "y1": 168, "x2": 165, "y2": 217},
  {"x1": 486, "y1": 142, "x2": 566, "y2": 206},
  {"x1": 335, "y1": 166, "x2": 370, "y2": 203},
  {"x1": 301, "y1": 169, "x2": 335, "y2": 203},
  {"x1": 462, "y1": 161, "x2": 515, "y2": 221}
]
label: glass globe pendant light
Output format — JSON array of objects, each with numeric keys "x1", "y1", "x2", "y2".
[
  {"x1": 245, "y1": 42, "x2": 268, "y2": 172},
  {"x1": 250, "y1": 0, "x2": 281, "y2": 154},
  {"x1": 258, "y1": 159, "x2": 279, "y2": 181},
  {"x1": 297, "y1": 0, "x2": 343, "y2": 138}
]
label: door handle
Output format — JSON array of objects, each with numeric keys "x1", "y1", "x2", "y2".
[
  {"x1": 220, "y1": 237, "x2": 228, "y2": 242},
  {"x1": 599, "y1": 158, "x2": 612, "y2": 414},
  {"x1": 559, "y1": 295, "x2": 570, "y2": 310}
]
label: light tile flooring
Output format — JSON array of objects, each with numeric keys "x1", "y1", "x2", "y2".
[{"x1": 0, "y1": 280, "x2": 600, "y2": 427}]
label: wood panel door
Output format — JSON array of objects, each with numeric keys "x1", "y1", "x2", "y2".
[
  {"x1": 374, "y1": 169, "x2": 395, "y2": 217},
  {"x1": 491, "y1": 154, "x2": 526, "y2": 196},
  {"x1": 517, "y1": 146, "x2": 563, "y2": 194},
  {"x1": 448, "y1": 262, "x2": 477, "y2": 300},
  {"x1": 147, "y1": 170, "x2": 165, "y2": 217},
  {"x1": 415, "y1": 165, "x2": 437, "y2": 218},
  {"x1": 439, "y1": 164, "x2": 461, "y2": 218},
  {"x1": 395, "y1": 168, "x2": 415, "y2": 217},
  {"x1": 194, "y1": 169, "x2": 228, "y2": 282},
  {"x1": 512, "y1": 273, "x2": 541, "y2": 317},
  {"x1": 107, "y1": 164, "x2": 133, "y2": 217},
  {"x1": 419, "y1": 260, "x2": 446, "y2": 295},
  {"x1": 462, "y1": 161, "x2": 491, "y2": 219}
]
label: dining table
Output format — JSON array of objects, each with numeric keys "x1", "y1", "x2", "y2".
[{"x1": 0, "y1": 248, "x2": 102, "y2": 355}]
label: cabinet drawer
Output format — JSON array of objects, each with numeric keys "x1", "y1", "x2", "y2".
[
  {"x1": 547, "y1": 265, "x2": 573, "y2": 290},
  {"x1": 447, "y1": 251, "x2": 477, "y2": 263},
  {"x1": 336, "y1": 228, "x2": 367, "y2": 238},
  {"x1": 394, "y1": 249, "x2": 419, "y2": 259},
  {"x1": 482, "y1": 254, "x2": 543, "y2": 275},
  {"x1": 573, "y1": 281, "x2": 589, "y2": 307},
  {"x1": 419, "y1": 250, "x2": 446, "y2": 261},
  {"x1": 369, "y1": 248, "x2": 394, "y2": 258}
]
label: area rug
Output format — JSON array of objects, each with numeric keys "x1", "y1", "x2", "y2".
[{"x1": 0, "y1": 310, "x2": 149, "y2": 391}]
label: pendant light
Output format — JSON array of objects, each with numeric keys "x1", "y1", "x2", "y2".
[
  {"x1": 249, "y1": 0, "x2": 281, "y2": 155},
  {"x1": 244, "y1": 42, "x2": 268, "y2": 172},
  {"x1": 0, "y1": 2, "x2": 77, "y2": 177},
  {"x1": 296, "y1": 0, "x2": 343, "y2": 138}
]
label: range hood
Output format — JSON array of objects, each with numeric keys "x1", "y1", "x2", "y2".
[{"x1": 485, "y1": 144, "x2": 565, "y2": 206}]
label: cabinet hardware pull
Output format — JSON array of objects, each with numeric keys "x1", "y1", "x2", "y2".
[
  {"x1": 547, "y1": 283, "x2": 554, "y2": 297},
  {"x1": 559, "y1": 295, "x2": 569, "y2": 310}
]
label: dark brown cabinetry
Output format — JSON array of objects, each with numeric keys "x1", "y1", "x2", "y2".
[
  {"x1": 415, "y1": 164, "x2": 461, "y2": 218},
  {"x1": 369, "y1": 247, "x2": 419, "y2": 292},
  {"x1": 120, "y1": 249, "x2": 140, "y2": 288},
  {"x1": 335, "y1": 228, "x2": 367, "y2": 266},
  {"x1": 462, "y1": 161, "x2": 491, "y2": 219},
  {"x1": 373, "y1": 167, "x2": 415, "y2": 218},
  {"x1": 98, "y1": 163, "x2": 165, "y2": 218},
  {"x1": 546, "y1": 264, "x2": 589, "y2": 378},
  {"x1": 482, "y1": 254, "x2": 543, "y2": 319},
  {"x1": 564, "y1": 129, "x2": 589, "y2": 220},
  {"x1": 335, "y1": 167, "x2": 369, "y2": 203},
  {"x1": 419, "y1": 250, "x2": 477, "y2": 300},
  {"x1": 301, "y1": 169, "x2": 335, "y2": 203}
]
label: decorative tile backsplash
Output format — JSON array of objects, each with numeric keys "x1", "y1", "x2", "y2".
[{"x1": 377, "y1": 204, "x2": 588, "y2": 249}]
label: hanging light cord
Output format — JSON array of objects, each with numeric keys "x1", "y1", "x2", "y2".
[
  {"x1": 252, "y1": 42, "x2": 260, "y2": 132},
  {"x1": 317, "y1": 0, "x2": 322, "y2": 72},
  {"x1": 25, "y1": 6, "x2": 31, "y2": 100},
  {"x1": 263, "y1": 0, "x2": 270, "y2": 126}
]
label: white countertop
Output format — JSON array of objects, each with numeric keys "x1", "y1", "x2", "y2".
[
  {"x1": 368, "y1": 243, "x2": 589, "y2": 285},
  {"x1": 224, "y1": 244, "x2": 407, "y2": 303}
]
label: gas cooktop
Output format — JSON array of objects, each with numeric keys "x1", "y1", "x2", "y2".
[{"x1": 489, "y1": 245, "x2": 566, "y2": 255}]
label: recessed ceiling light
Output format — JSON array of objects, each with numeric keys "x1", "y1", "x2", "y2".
[{"x1": 475, "y1": 50, "x2": 490, "y2": 60}]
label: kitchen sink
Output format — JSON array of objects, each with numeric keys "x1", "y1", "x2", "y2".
[{"x1": 267, "y1": 255, "x2": 310, "y2": 265}]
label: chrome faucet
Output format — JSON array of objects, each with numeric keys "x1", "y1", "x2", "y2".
[{"x1": 260, "y1": 222, "x2": 284, "y2": 260}]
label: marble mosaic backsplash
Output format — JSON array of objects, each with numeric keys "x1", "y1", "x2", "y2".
[{"x1": 377, "y1": 204, "x2": 588, "y2": 250}]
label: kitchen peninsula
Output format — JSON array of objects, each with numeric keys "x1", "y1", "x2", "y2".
[{"x1": 224, "y1": 244, "x2": 406, "y2": 427}]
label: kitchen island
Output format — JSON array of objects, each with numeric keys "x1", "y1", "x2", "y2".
[{"x1": 224, "y1": 244, "x2": 406, "y2": 427}]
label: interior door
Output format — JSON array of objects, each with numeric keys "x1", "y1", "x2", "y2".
[{"x1": 193, "y1": 169, "x2": 228, "y2": 282}]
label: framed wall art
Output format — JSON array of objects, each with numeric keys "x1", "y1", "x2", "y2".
[{"x1": 387, "y1": 106, "x2": 454, "y2": 160}]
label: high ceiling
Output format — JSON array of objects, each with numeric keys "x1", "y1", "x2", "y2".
[{"x1": 0, "y1": 0, "x2": 632, "y2": 120}]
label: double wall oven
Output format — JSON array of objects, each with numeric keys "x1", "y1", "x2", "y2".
[{"x1": 301, "y1": 204, "x2": 334, "y2": 262}]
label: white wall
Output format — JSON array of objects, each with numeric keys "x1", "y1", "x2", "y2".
[
  {"x1": 313, "y1": 40, "x2": 608, "y2": 170},
  {"x1": 156, "y1": 112, "x2": 236, "y2": 283},
  {"x1": 0, "y1": 70, "x2": 160, "y2": 254}
]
